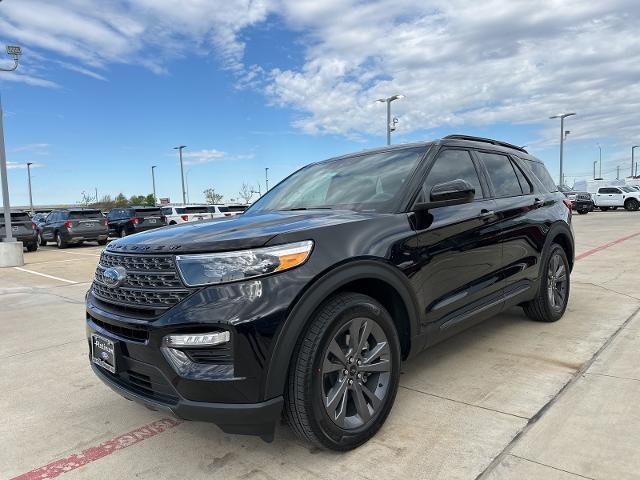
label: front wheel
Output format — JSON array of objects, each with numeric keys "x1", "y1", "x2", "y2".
[
  {"x1": 600, "y1": 207, "x2": 610, "y2": 211},
  {"x1": 624, "y1": 199, "x2": 639, "y2": 211},
  {"x1": 119, "y1": 228, "x2": 127, "y2": 238},
  {"x1": 523, "y1": 243, "x2": 570, "y2": 322},
  {"x1": 55, "y1": 232, "x2": 68, "y2": 249},
  {"x1": 26, "y1": 242, "x2": 38, "y2": 252},
  {"x1": 97, "y1": 239, "x2": 108, "y2": 246},
  {"x1": 38, "y1": 232, "x2": 46, "y2": 246},
  {"x1": 285, "y1": 292, "x2": 401, "y2": 451},
  {"x1": 577, "y1": 209, "x2": 588, "y2": 215}
]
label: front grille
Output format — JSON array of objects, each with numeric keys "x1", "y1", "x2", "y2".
[
  {"x1": 90, "y1": 316, "x2": 148, "y2": 342},
  {"x1": 576, "y1": 193, "x2": 591, "y2": 201},
  {"x1": 91, "y1": 251, "x2": 193, "y2": 313},
  {"x1": 99, "y1": 366, "x2": 178, "y2": 405}
]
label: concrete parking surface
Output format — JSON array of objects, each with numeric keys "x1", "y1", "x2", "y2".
[{"x1": 2, "y1": 212, "x2": 640, "y2": 480}]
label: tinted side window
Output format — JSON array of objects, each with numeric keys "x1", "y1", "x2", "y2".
[
  {"x1": 161, "y1": 207, "x2": 172, "y2": 215},
  {"x1": 512, "y1": 160, "x2": 533, "y2": 194},
  {"x1": 477, "y1": 152, "x2": 522, "y2": 198},
  {"x1": 423, "y1": 149, "x2": 484, "y2": 200},
  {"x1": 523, "y1": 159, "x2": 558, "y2": 192}
]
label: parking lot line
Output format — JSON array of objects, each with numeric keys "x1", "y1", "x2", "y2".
[
  {"x1": 10, "y1": 418, "x2": 182, "y2": 480},
  {"x1": 13, "y1": 267, "x2": 78, "y2": 285},
  {"x1": 575, "y1": 230, "x2": 640, "y2": 261},
  {"x1": 60, "y1": 250, "x2": 102, "y2": 257}
]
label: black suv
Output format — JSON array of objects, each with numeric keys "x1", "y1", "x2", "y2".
[
  {"x1": 39, "y1": 208, "x2": 108, "y2": 248},
  {"x1": 106, "y1": 206, "x2": 166, "y2": 238},
  {"x1": 558, "y1": 185, "x2": 593, "y2": 215},
  {"x1": 86, "y1": 135, "x2": 574, "y2": 450},
  {"x1": 0, "y1": 210, "x2": 38, "y2": 251}
]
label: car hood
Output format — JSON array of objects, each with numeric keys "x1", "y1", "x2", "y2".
[{"x1": 105, "y1": 209, "x2": 376, "y2": 254}]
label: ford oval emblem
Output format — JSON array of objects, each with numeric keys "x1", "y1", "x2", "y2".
[{"x1": 103, "y1": 266, "x2": 127, "y2": 288}]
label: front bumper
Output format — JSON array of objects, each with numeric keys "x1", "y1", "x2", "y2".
[{"x1": 91, "y1": 362, "x2": 283, "y2": 440}]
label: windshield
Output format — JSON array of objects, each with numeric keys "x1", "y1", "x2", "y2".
[
  {"x1": 620, "y1": 186, "x2": 634, "y2": 192},
  {"x1": 248, "y1": 147, "x2": 426, "y2": 214}
]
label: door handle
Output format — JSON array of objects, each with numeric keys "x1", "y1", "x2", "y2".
[
  {"x1": 533, "y1": 198, "x2": 544, "y2": 208},
  {"x1": 478, "y1": 209, "x2": 495, "y2": 219}
]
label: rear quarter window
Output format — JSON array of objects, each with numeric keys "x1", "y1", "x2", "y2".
[{"x1": 522, "y1": 159, "x2": 558, "y2": 192}]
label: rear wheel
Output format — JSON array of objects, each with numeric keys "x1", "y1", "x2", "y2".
[
  {"x1": 577, "y1": 209, "x2": 588, "y2": 215},
  {"x1": 523, "y1": 243, "x2": 570, "y2": 322},
  {"x1": 97, "y1": 239, "x2": 108, "y2": 245},
  {"x1": 55, "y1": 231, "x2": 68, "y2": 249},
  {"x1": 285, "y1": 292, "x2": 401, "y2": 451},
  {"x1": 600, "y1": 207, "x2": 610, "y2": 211},
  {"x1": 624, "y1": 199, "x2": 639, "y2": 211},
  {"x1": 26, "y1": 242, "x2": 38, "y2": 252},
  {"x1": 38, "y1": 232, "x2": 46, "y2": 246},
  {"x1": 119, "y1": 228, "x2": 127, "y2": 238}
]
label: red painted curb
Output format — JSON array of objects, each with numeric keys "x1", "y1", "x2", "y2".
[{"x1": 11, "y1": 418, "x2": 182, "y2": 480}]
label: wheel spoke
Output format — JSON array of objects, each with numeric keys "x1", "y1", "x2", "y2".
[
  {"x1": 328, "y1": 338, "x2": 348, "y2": 366},
  {"x1": 554, "y1": 291, "x2": 563, "y2": 307},
  {"x1": 348, "y1": 318, "x2": 364, "y2": 351},
  {"x1": 548, "y1": 285, "x2": 555, "y2": 306},
  {"x1": 555, "y1": 263, "x2": 565, "y2": 277},
  {"x1": 360, "y1": 359, "x2": 390, "y2": 373},
  {"x1": 363, "y1": 341, "x2": 389, "y2": 365},
  {"x1": 357, "y1": 320, "x2": 372, "y2": 352},
  {"x1": 352, "y1": 382, "x2": 371, "y2": 422},
  {"x1": 325, "y1": 378, "x2": 349, "y2": 414},
  {"x1": 323, "y1": 357, "x2": 344, "y2": 374},
  {"x1": 361, "y1": 383, "x2": 382, "y2": 411}
]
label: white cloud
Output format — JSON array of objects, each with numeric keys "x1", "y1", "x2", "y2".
[
  {"x1": 7, "y1": 161, "x2": 45, "y2": 169},
  {"x1": 12, "y1": 143, "x2": 50, "y2": 154}
]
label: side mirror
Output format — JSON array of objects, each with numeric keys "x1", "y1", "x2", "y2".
[{"x1": 414, "y1": 179, "x2": 475, "y2": 211}]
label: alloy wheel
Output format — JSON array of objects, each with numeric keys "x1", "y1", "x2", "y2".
[
  {"x1": 547, "y1": 253, "x2": 567, "y2": 310},
  {"x1": 321, "y1": 317, "x2": 391, "y2": 430}
]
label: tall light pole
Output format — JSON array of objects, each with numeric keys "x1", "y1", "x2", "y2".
[
  {"x1": 632, "y1": 146, "x2": 639, "y2": 177},
  {"x1": 597, "y1": 144, "x2": 602, "y2": 178},
  {"x1": 1, "y1": 46, "x2": 22, "y2": 246},
  {"x1": 151, "y1": 165, "x2": 157, "y2": 205},
  {"x1": 593, "y1": 161, "x2": 597, "y2": 180},
  {"x1": 185, "y1": 169, "x2": 193, "y2": 203},
  {"x1": 26, "y1": 162, "x2": 33, "y2": 213},
  {"x1": 377, "y1": 94, "x2": 404, "y2": 145},
  {"x1": 549, "y1": 112, "x2": 576, "y2": 186},
  {"x1": 174, "y1": 145, "x2": 187, "y2": 204},
  {"x1": 265, "y1": 167, "x2": 269, "y2": 192}
]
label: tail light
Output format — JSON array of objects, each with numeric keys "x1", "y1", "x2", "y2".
[
  {"x1": 131, "y1": 217, "x2": 139, "y2": 225},
  {"x1": 63, "y1": 220, "x2": 73, "y2": 229},
  {"x1": 181, "y1": 215, "x2": 189, "y2": 222},
  {"x1": 103, "y1": 219, "x2": 108, "y2": 226},
  {"x1": 31, "y1": 222, "x2": 36, "y2": 230},
  {"x1": 562, "y1": 198, "x2": 572, "y2": 209}
]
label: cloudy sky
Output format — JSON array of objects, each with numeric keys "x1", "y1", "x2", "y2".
[{"x1": 1, "y1": 0, "x2": 639, "y2": 205}]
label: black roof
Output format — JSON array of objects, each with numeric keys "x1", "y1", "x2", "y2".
[{"x1": 443, "y1": 134, "x2": 528, "y2": 153}]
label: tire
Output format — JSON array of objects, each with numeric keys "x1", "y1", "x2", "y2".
[
  {"x1": 55, "y1": 231, "x2": 68, "y2": 249},
  {"x1": 26, "y1": 242, "x2": 38, "y2": 252},
  {"x1": 285, "y1": 292, "x2": 401, "y2": 451},
  {"x1": 611, "y1": 206, "x2": 618, "y2": 211},
  {"x1": 169, "y1": 221, "x2": 177, "y2": 225},
  {"x1": 38, "y1": 232, "x2": 46, "y2": 246},
  {"x1": 600, "y1": 207, "x2": 610, "y2": 211},
  {"x1": 523, "y1": 243, "x2": 570, "y2": 322},
  {"x1": 97, "y1": 239, "x2": 108, "y2": 246},
  {"x1": 119, "y1": 228, "x2": 127, "y2": 238},
  {"x1": 624, "y1": 199, "x2": 639, "y2": 211}
]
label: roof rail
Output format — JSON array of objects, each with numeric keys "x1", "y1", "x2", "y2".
[{"x1": 443, "y1": 134, "x2": 528, "y2": 153}]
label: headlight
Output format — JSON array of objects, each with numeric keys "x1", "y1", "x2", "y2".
[{"x1": 175, "y1": 240, "x2": 313, "y2": 286}]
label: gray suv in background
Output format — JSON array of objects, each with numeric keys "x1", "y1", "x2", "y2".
[
  {"x1": 0, "y1": 210, "x2": 38, "y2": 251},
  {"x1": 39, "y1": 208, "x2": 109, "y2": 248}
]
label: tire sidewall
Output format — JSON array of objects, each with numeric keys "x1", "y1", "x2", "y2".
[
  {"x1": 541, "y1": 244, "x2": 570, "y2": 320},
  {"x1": 307, "y1": 298, "x2": 401, "y2": 450}
]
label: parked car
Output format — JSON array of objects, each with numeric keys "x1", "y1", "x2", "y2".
[
  {"x1": 31, "y1": 212, "x2": 48, "y2": 225},
  {"x1": 592, "y1": 186, "x2": 640, "y2": 211},
  {"x1": 39, "y1": 208, "x2": 109, "y2": 248},
  {"x1": 0, "y1": 210, "x2": 38, "y2": 251},
  {"x1": 225, "y1": 204, "x2": 249, "y2": 215},
  {"x1": 107, "y1": 206, "x2": 166, "y2": 238},
  {"x1": 207, "y1": 204, "x2": 233, "y2": 217},
  {"x1": 86, "y1": 135, "x2": 574, "y2": 451},
  {"x1": 558, "y1": 185, "x2": 593, "y2": 214},
  {"x1": 161, "y1": 205, "x2": 219, "y2": 225}
]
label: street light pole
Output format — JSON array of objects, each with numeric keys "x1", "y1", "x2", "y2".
[
  {"x1": 632, "y1": 146, "x2": 639, "y2": 177},
  {"x1": 593, "y1": 161, "x2": 597, "y2": 180},
  {"x1": 26, "y1": 162, "x2": 33, "y2": 213},
  {"x1": 151, "y1": 166, "x2": 157, "y2": 205},
  {"x1": 376, "y1": 94, "x2": 405, "y2": 145},
  {"x1": 549, "y1": 112, "x2": 576, "y2": 186},
  {"x1": 265, "y1": 167, "x2": 269, "y2": 192},
  {"x1": 598, "y1": 144, "x2": 602, "y2": 178},
  {"x1": 0, "y1": 46, "x2": 22, "y2": 244},
  {"x1": 174, "y1": 145, "x2": 187, "y2": 204}
]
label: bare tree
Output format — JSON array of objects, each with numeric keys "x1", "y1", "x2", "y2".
[
  {"x1": 238, "y1": 182, "x2": 254, "y2": 204},
  {"x1": 79, "y1": 190, "x2": 93, "y2": 206},
  {"x1": 203, "y1": 188, "x2": 224, "y2": 204}
]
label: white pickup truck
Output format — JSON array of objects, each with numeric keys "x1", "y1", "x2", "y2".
[
  {"x1": 161, "y1": 205, "x2": 232, "y2": 224},
  {"x1": 592, "y1": 186, "x2": 640, "y2": 211}
]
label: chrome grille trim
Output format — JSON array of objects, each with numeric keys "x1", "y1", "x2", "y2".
[{"x1": 91, "y1": 251, "x2": 192, "y2": 311}]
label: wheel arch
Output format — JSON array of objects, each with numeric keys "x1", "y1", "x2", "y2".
[
  {"x1": 262, "y1": 259, "x2": 421, "y2": 400},
  {"x1": 547, "y1": 222, "x2": 575, "y2": 271}
]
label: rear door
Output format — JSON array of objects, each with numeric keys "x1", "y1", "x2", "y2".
[
  {"x1": 412, "y1": 148, "x2": 503, "y2": 341},
  {"x1": 475, "y1": 151, "x2": 547, "y2": 299},
  {"x1": 42, "y1": 211, "x2": 57, "y2": 240}
]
